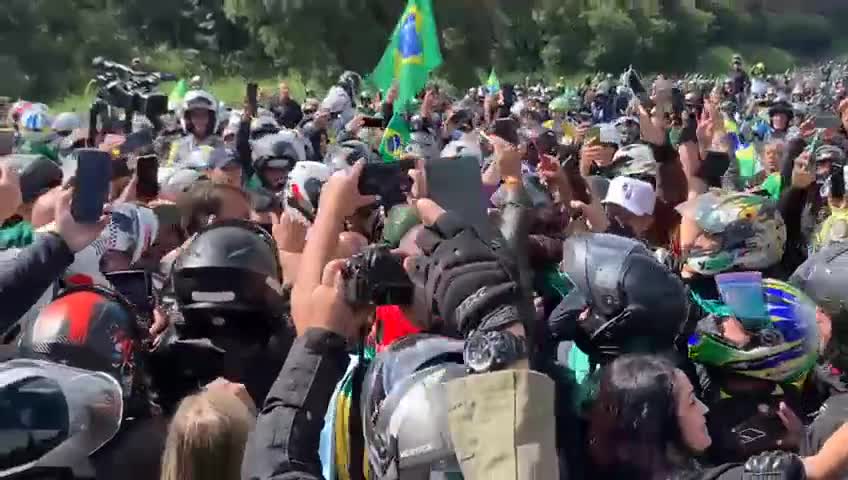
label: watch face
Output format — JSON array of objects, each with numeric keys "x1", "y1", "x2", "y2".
[{"x1": 464, "y1": 334, "x2": 494, "y2": 372}]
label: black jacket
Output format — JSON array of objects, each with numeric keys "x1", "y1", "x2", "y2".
[
  {"x1": 0, "y1": 232, "x2": 73, "y2": 335},
  {"x1": 242, "y1": 328, "x2": 350, "y2": 480}
]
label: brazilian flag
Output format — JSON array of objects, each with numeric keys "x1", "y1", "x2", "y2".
[
  {"x1": 486, "y1": 68, "x2": 500, "y2": 94},
  {"x1": 370, "y1": 0, "x2": 443, "y2": 112},
  {"x1": 379, "y1": 113, "x2": 411, "y2": 163}
]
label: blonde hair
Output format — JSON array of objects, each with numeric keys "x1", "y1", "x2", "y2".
[{"x1": 160, "y1": 388, "x2": 255, "y2": 480}]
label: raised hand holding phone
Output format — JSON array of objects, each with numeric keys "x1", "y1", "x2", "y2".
[{"x1": 71, "y1": 149, "x2": 112, "y2": 224}]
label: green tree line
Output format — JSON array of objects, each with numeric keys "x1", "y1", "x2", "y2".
[{"x1": 2, "y1": 0, "x2": 847, "y2": 101}]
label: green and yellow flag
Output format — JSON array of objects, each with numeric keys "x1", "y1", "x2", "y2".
[
  {"x1": 371, "y1": 0, "x2": 443, "y2": 112},
  {"x1": 486, "y1": 68, "x2": 500, "y2": 94},
  {"x1": 168, "y1": 79, "x2": 189, "y2": 112},
  {"x1": 379, "y1": 113, "x2": 411, "y2": 163}
]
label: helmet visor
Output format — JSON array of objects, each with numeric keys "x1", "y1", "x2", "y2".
[{"x1": 0, "y1": 359, "x2": 123, "y2": 476}]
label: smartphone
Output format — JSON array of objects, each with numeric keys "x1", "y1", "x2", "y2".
[
  {"x1": 361, "y1": 116, "x2": 384, "y2": 128},
  {"x1": 246, "y1": 82, "x2": 259, "y2": 117},
  {"x1": 815, "y1": 112, "x2": 841, "y2": 130},
  {"x1": 105, "y1": 269, "x2": 154, "y2": 316},
  {"x1": 71, "y1": 149, "x2": 112, "y2": 224},
  {"x1": 0, "y1": 129, "x2": 13, "y2": 156},
  {"x1": 426, "y1": 155, "x2": 491, "y2": 238},
  {"x1": 671, "y1": 88, "x2": 686, "y2": 116},
  {"x1": 135, "y1": 154, "x2": 160, "y2": 199},
  {"x1": 585, "y1": 126, "x2": 602, "y2": 145},
  {"x1": 830, "y1": 164, "x2": 845, "y2": 199},
  {"x1": 358, "y1": 159, "x2": 415, "y2": 196},
  {"x1": 489, "y1": 118, "x2": 520, "y2": 146},
  {"x1": 119, "y1": 129, "x2": 154, "y2": 155},
  {"x1": 730, "y1": 403, "x2": 787, "y2": 457}
]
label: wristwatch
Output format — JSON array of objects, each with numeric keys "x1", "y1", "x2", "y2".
[{"x1": 463, "y1": 330, "x2": 528, "y2": 374}]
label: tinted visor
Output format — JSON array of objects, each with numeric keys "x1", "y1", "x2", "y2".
[{"x1": 0, "y1": 359, "x2": 123, "y2": 477}]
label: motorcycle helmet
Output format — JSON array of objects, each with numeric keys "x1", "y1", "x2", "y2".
[
  {"x1": 608, "y1": 143, "x2": 656, "y2": 180},
  {"x1": 171, "y1": 219, "x2": 286, "y2": 337},
  {"x1": 550, "y1": 233, "x2": 688, "y2": 362},
  {"x1": 16, "y1": 285, "x2": 145, "y2": 402},
  {"x1": 689, "y1": 278, "x2": 818, "y2": 383},
  {"x1": 0, "y1": 358, "x2": 124, "y2": 479},
  {"x1": 2, "y1": 154, "x2": 63, "y2": 204},
  {"x1": 284, "y1": 161, "x2": 332, "y2": 226},
  {"x1": 338, "y1": 71, "x2": 363, "y2": 105},
  {"x1": 612, "y1": 117, "x2": 643, "y2": 149},
  {"x1": 250, "y1": 115, "x2": 280, "y2": 141},
  {"x1": 790, "y1": 242, "x2": 848, "y2": 371},
  {"x1": 361, "y1": 334, "x2": 467, "y2": 480},
  {"x1": 251, "y1": 131, "x2": 308, "y2": 189},
  {"x1": 51, "y1": 112, "x2": 81, "y2": 136},
  {"x1": 20, "y1": 108, "x2": 50, "y2": 132},
  {"x1": 676, "y1": 191, "x2": 786, "y2": 276},
  {"x1": 813, "y1": 209, "x2": 848, "y2": 252},
  {"x1": 324, "y1": 140, "x2": 373, "y2": 172},
  {"x1": 181, "y1": 90, "x2": 218, "y2": 137}
]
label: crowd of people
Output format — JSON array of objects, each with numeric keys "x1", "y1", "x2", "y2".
[{"x1": 4, "y1": 53, "x2": 848, "y2": 480}]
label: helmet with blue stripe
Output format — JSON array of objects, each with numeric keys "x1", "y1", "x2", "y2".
[{"x1": 689, "y1": 278, "x2": 819, "y2": 383}]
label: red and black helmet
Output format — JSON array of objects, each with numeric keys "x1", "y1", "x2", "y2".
[{"x1": 17, "y1": 285, "x2": 144, "y2": 402}]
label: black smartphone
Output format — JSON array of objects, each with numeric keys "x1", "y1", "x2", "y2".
[
  {"x1": 358, "y1": 159, "x2": 415, "y2": 197},
  {"x1": 0, "y1": 129, "x2": 13, "y2": 156},
  {"x1": 628, "y1": 70, "x2": 652, "y2": 106},
  {"x1": 831, "y1": 164, "x2": 845, "y2": 199},
  {"x1": 671, "y1": 88, "x2": 686, "y2": 117},
  {"x1": 426, "y1": 155, "x2": 491, "y2": 238},
  {"x1": 489, "y1": 118, "x2": 520, "y2": 145},
  {"x1": 246, "y1": 82, "x2": 259, "y2": 117},
  {"x1": 135, "y1": 154, "x2": 159, "y2": 199},
  {"x1": 729, "y1": 403, "x2": 787, "y2": 457},
  {"x1": 119, "y1": 129, "x2": 154, "y2": 155},
  {"x1": 105, "y1": 269, "x2": 154, "y2": 316},
  {"x1": 71, "y1": 149, "x2": 112, "y2": 223},
  {"x1": 361, "y1": 116, "x2": 384, "y2": 128}
]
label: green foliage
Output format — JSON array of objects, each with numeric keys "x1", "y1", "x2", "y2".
[{"x1": 9, "y1": 0, "x2": 848, "y2": 105}]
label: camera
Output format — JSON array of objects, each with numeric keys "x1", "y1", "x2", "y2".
[
  {"x1": 90, "y1": 57, "x2": 176, "y2": 133},
  {"x1": 342, "y1": 245, "x2": 414, "y2": 307}
]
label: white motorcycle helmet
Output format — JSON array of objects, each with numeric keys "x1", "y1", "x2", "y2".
[{"x1": 181, "y1": 90, "x2": 218, "y2": 136}]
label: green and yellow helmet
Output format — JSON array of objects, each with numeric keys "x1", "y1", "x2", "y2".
[
  {"x1": 677, "y1": 191, "x2": 786, "y2": 276},
  {"x1": 689, "y1": 278, "x2": 819, "y2": 383}
]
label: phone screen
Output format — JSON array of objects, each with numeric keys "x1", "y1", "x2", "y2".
[
  {"x1": 585, "y1": 126, "x2": 601, "y2": 144},
  {"x1": 0, "y1": 129, "x2": 14, "y2": 156},
  {"x1": 426, "y1": 155, "x2": 491, "y2": 239},
  {"x1": 358, "y1": 159, "x2": 415, "y2": 197},
  {"x1": 361, "y1": 116, "x2": 384, "y2": 128},
  {"x1": 105, "y1": 270, "x2": 153, "y2": 315},
  {"x1": 490, "y1": 118, "x2": 520, "y2": 146},
  {"x1": 136, "y1": 154, "x2": 159, "y2": 198},
  {"x1": 72, "y1": 149, "x2": 112, "y2": 223}
]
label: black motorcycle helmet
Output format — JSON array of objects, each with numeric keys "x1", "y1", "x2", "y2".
[
  {"x1": 0, "y1": 358, "x2": 125, "y2": 479},
  {"x1": 361, "y1": 334, "x2": 467, "y2": 480},
  {"x1": 16, "y1": 285, "x2": 147, "y2": 412},
  {"x1": 549, "y1": 233, "x2": 688, "y2": 363},
  {"x1": 3, "y1": 154, "x2": 63, "y2": 204},
  {"x1": 790, "y1": 241, "x2": 848, "y2": 371},
  {"x1": 171, "y1": 219, "x2": 286, "y2": 339}
]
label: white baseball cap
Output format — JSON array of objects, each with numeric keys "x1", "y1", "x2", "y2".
[{"x1": 603, "y1": 176, "x2": 656, "y2": 216}]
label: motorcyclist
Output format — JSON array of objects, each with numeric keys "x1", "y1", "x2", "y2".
[
  {"x1": 154, "y1": 219, "x2": 294, "y2": 411},
  {"x1": 166, "y1": 90, "x2": 223, "y2": 166}
]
